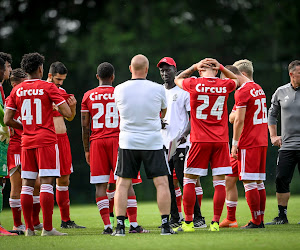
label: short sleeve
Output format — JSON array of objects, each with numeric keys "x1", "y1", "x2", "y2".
[
  {"x1": 231, "y1": 104, "x2": 236, "y2": 112},
  {"x1": 184, "y1": 91, "x2": 191, "y2": 112},
  {"x1": 47, "y1": 82, "x2": 66, "y2": 106},
  {"x1": 235, "y1": 89, "x2": 249, "y2": 109},
  {"x1": 270, "y1": 89, "x2": 279, "y2": 106},
  {"x1": 6, "y1": 89, "x2": 17, "y2": 111},
  {"x1": 161, "y1": 86, "x2": 167, "y2": 109},
  {"x1": 81, "y1": 93, "x2": 89, "y2": 112},
  {"x1": 182, "y1": 77, "x2": 197, "y2": 93},
  {"x1": 224, "y1": 79, "x2": 236, "y2": 93}
]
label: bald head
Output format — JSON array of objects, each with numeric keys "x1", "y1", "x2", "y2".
[{"x1": 130, "y1": 54, "x2": 149, "y2": 78}]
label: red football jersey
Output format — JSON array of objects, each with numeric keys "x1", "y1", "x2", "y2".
[
  {"x1": 6, "y1": 79, "x2": 66, "y2": 149},
  {"x1": 6, "y1": 95, "x2": 22, "y2": 153},
  {"x1": 182, "y1": 77, "x2": 236, "y2": 142},
  {"x1": 81, "y1": 85, "x2": 119, "y2": 141},
  {"x1": 234, "y1": 81, "x2": 268, "y2": 148},
  {"x1": 53, "y1": 87, "x2": 73, "y2": 117}
]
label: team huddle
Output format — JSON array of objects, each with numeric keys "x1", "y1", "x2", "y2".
[{"x1": 0, "y1": 51, "x2": 299, "y2": 236}]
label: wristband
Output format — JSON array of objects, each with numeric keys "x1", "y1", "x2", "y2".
[
  {"x1": 219, "y1": 64, "x2": 224, "y2": 71},
  {"x1": 232, "y1": 139, "x2": 238, "y2": 146}
]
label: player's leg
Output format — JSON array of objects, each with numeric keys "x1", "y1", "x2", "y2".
[
  {"x1": 211, "y1": 174, "x2": 226, "y2": 229},
  {"x1": 32, "y1": 177, "x2": 42, "y2": 230},
  {"x1": 257, "y1": 147, "x2": 267, "y2": 226},
  {"x1": 266, "y1": 150, "x2": 295, "y2": 225},
  {"x1": 107, "y1": 179, "x2": 116, "y2": 226},
  {"x1": 168, "y1": 158, "x2": 180, "y2": 227},
  {"x1": 9, "y1": 166, "x2": 24, "y2": 230},
  {"x1": 173, "y1": 178, "x2": 184, "y2": 222}
]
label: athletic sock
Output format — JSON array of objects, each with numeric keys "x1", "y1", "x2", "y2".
[
  {"x1": 226, "y1": 199, "x2": 238, "y2": 221},
  {"x1": 32, "y1": 196, "x2": 41, "y2": 226},
  {"x1": 106, "y1": 189, "x2": 115, "y2": 215},
  {"x1": 257, "y1": 182, "x2": 266, "y2": 222},
  {"x1": 56, "y1": 186, "x2": 71, "y2": 222},
  {"x1": 21, "y1": 186, "x2": 34, "y2": 231},
  {"x1": 161, "y1": 214, "x2": 169, "y2": 228},
  {"x1": 40, "y1": 184, "x2": 54, "y2": 231},
  {"x1": 175, "y1": 187, "x2": 182, "y2": 213},
  {"x1": 116, "y1": 216, "x2": 125, "y2": 229},
  {"x1": 183, "y1": 178, "x2": 197, "y2": 222},
  {"x1": 9, "y1": 198, "x2": 23, "y2": 227},
  {"x1": 195, "y1": 186, "x2": 203, "y2": 208},
  {"x1": 213, "y1": 180, "x2": 226, "y2": 222},
  {"x1": 127, "y1": 195, "x2": 138, "y2": 227},
  {"x1": 278, "y1": 205, "x2": 287, "y2": 219},
  {"x1": 244, "y1": 182, "x2": 261, "y2": 225},
  {"x1": 96, "y1": 196, "x2": 111, "y2": 229}
]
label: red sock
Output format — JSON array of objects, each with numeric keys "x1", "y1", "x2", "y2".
[
  {"x1": 244, "y1": 182, "x2": 261, "y2": 225},
  {"x1": 183, "y1": 178, "x2": 197, "y2": 222},
  {"x1": 9, "y1": 198, "x2": 23, "y2": 227},
  {"x1": 213, "y1": 180, "x2": 226, "y2": 222},
  {"x1": 226, "y1": 200, "x2": 238, "y2": 221},
  {"x1": 96, "y1": 196, "x2": 111, "y2": 227},
  {"x1": 40, "y1": 184, "x2": 54, "y2": 231},
  {"x1": 175, "y1": 187, "x2": 182, "y2": 213},
  {"x1": 56, "y1": 186, "x2": 70, "y2": 222},
  {"x1": 195, "y1": 186, "x2": 203, "y2": 208},
  {"x1": 21, "y1": 186, "x2": 34, "y2": 231},
  {"x1": 32, "y1": 196, "x2": 41, "y2": 226},
  {"x1": 257, "y1": 182, "x2": 266, "y2": 222},
  {"x1": 127, "y1": 196, "x2": 137, "y2": 224},
  {"x1": 106, "y1": 189, "x2": 115, "y2": 214}
]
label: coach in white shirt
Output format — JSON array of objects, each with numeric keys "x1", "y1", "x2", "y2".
[{"x1": 113, "y1": 54, "x2": 175, "y2": 236}]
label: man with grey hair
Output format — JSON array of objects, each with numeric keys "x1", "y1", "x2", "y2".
[
  {"x1": 267, "y1": 60, "x2": 300, "y2": 225},
  {"x1": 113, "y1": 54, "x2": 175, "y2": 236}
]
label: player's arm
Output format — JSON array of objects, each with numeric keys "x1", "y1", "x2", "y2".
[
  {"x1": 229, "y1": 111, "x2": 236, "y2": 124},
  {"x1": 81, "y1": 111, "x2": 90, "y2": 165},
  {"x1": 174, "y1": 64, "x2": 198, "y2": 89},
  {"x1": 4, "y1": 108, "x2": 23, "y2": 129},
  {"x1": 65, "y1": 95, "x2": 77, "y2": 121},
  {"x1": 231, "y1": 107, "x2": 246, "y2": 159},
  {"x1": 178, "y1": 111, "x2": 191, "y2": 145},
  {"x1": 268, "y1": 95, "x2": 281, "y2": 147},
  {"x1": 57, "y1": 102, "x2": 72, "y2": 118}
]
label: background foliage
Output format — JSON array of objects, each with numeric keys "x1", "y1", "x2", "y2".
[{"x1": 1, "y1": 0, "x2": 300, "y2": 204}]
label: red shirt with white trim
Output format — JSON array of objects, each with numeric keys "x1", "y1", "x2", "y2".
[
  {"x1": 81, "y1": 85, "x2": 119, "y2": 141},
  {"x1": 234, "y1": 81, "x2": 268, "y2": 148},
  {"x1": 182, "y1": 77, "x2": 236, "y2": 142},
  {"x1": 53, "y1": 87, "x2": 73, "y2": 117},
  {"x1": 6, "y1": 79, "x2": 66, "y2": 149},
  {"x1": 6, "y1": 95, "x2": 22, "y2": 153}
]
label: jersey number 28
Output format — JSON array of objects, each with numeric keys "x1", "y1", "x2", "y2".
[{"x1": 92, "y1": 102, "x2": 118, "y2": 129}]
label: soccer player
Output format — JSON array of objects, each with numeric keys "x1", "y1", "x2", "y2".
[
  {"x1": 113, "y1": 54, "x2": 174, "y2": 236},
  {"x1": 47, "y1": 62, "x2": 85, "y2": 229},
  {"x1": 220, "y1": 59, "x2": 256, "y2": 228},
  {"x1": 4, "y1": 52, "x2": 72, "y2": 236},
  {"x1": 267, "y1": 60, "x2": 300, "y2": 225},
  {"x1": 7, "y1": 69, "x2": 43, "y2": 232},
  {"x1": 157, "y1": 57, "x2": 205, "y2": 228},
  {"x1": 174, "y1": 58, "x2": 237, "y2": 232},
  {"x1": 230, "y1": 65, "x2": 268, "y2": 228},
  {"x1": 0, "y1": 56, "x2": 17, "y2": 236}
]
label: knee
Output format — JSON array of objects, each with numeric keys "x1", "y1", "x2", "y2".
[{"x1": 276, "y1": 176, "x2": 290, "y2": 193}]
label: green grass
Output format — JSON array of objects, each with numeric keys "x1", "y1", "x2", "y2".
[{"x1": 1, "y1": 196, "x2": 300, "y2": 249}]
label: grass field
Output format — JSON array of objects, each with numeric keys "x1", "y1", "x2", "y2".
[{"x1": 1, "y1": 196, "x2": 300, "y2": 250}]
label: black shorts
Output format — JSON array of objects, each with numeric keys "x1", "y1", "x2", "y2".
[
  {"x1": 115, "y1": 148, "x2": 170, "y2": 179},
  {"x1": 276, "y1": 150, "x2": 300, "y2": 193}
]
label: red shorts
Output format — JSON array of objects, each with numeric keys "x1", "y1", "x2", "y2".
[
  {"x1": 7, "y1": 153, "x2": 21, "y2": 176},
  {"x1": 57, "y1": 133, "x2": 73, "y2": 176},
  {"x1": 108, "y1": 170, "x2": 142, "y2": 185},
  {"x1": 21, "y1": 144, "x2": 60, "y2": 179},
  {"x1": 184, "y1": 142, "x2": 232, "y2": 176},
  {"x1": 227, "y1": 156, "x2": 238, "y2": 177},
  {"x1": 90, "y1": 137, "x2": 118, "y2": 184},
  {"x1": 173, "y1": 168, "x2": 177, "y2": 180},
  {"x1": 238, "y1": 146, "x2": 267, "y2": 181}
]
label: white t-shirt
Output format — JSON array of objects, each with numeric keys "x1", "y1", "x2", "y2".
[
  {"x1": 161, "y1": 85, "x2": 191, "y2": 149},
  {"x1": 114, "y1": 79, "x2": 167, "y2": 150}
]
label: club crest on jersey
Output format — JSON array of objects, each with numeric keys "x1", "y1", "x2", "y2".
[
  {"x1": 250, "y1": 88, "x2": 265, "y2": 97},
  {"x1": 16, "y1": 87, "x2": 44, "y2": 97},
  {"x1": 196, "y1": 84, "x2": 227, "y2": 93},
  {"x1": 173, "y1": 94, "x2": 178, "y2": 101},
  {"x1": 89, "y1": 92, "x2": 114, "y2": 101}
]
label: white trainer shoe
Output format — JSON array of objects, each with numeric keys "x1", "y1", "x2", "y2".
[
  {"x1": 41, "y1": 228, "x2": 68, "y2": 236},
  {"x1": 13, "y1": 224, "x2": 26, "y2": 232},
  {"x1": 34, "y1": 223, "x2": 43, "y2": 230},
  {"x1": 25, "y1": 229, "x2": 36, "y2": 236}
]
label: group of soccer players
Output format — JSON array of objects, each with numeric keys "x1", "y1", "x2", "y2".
[{"x1": 0, "y1": 50, "x2": 270, "y2": 236}]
